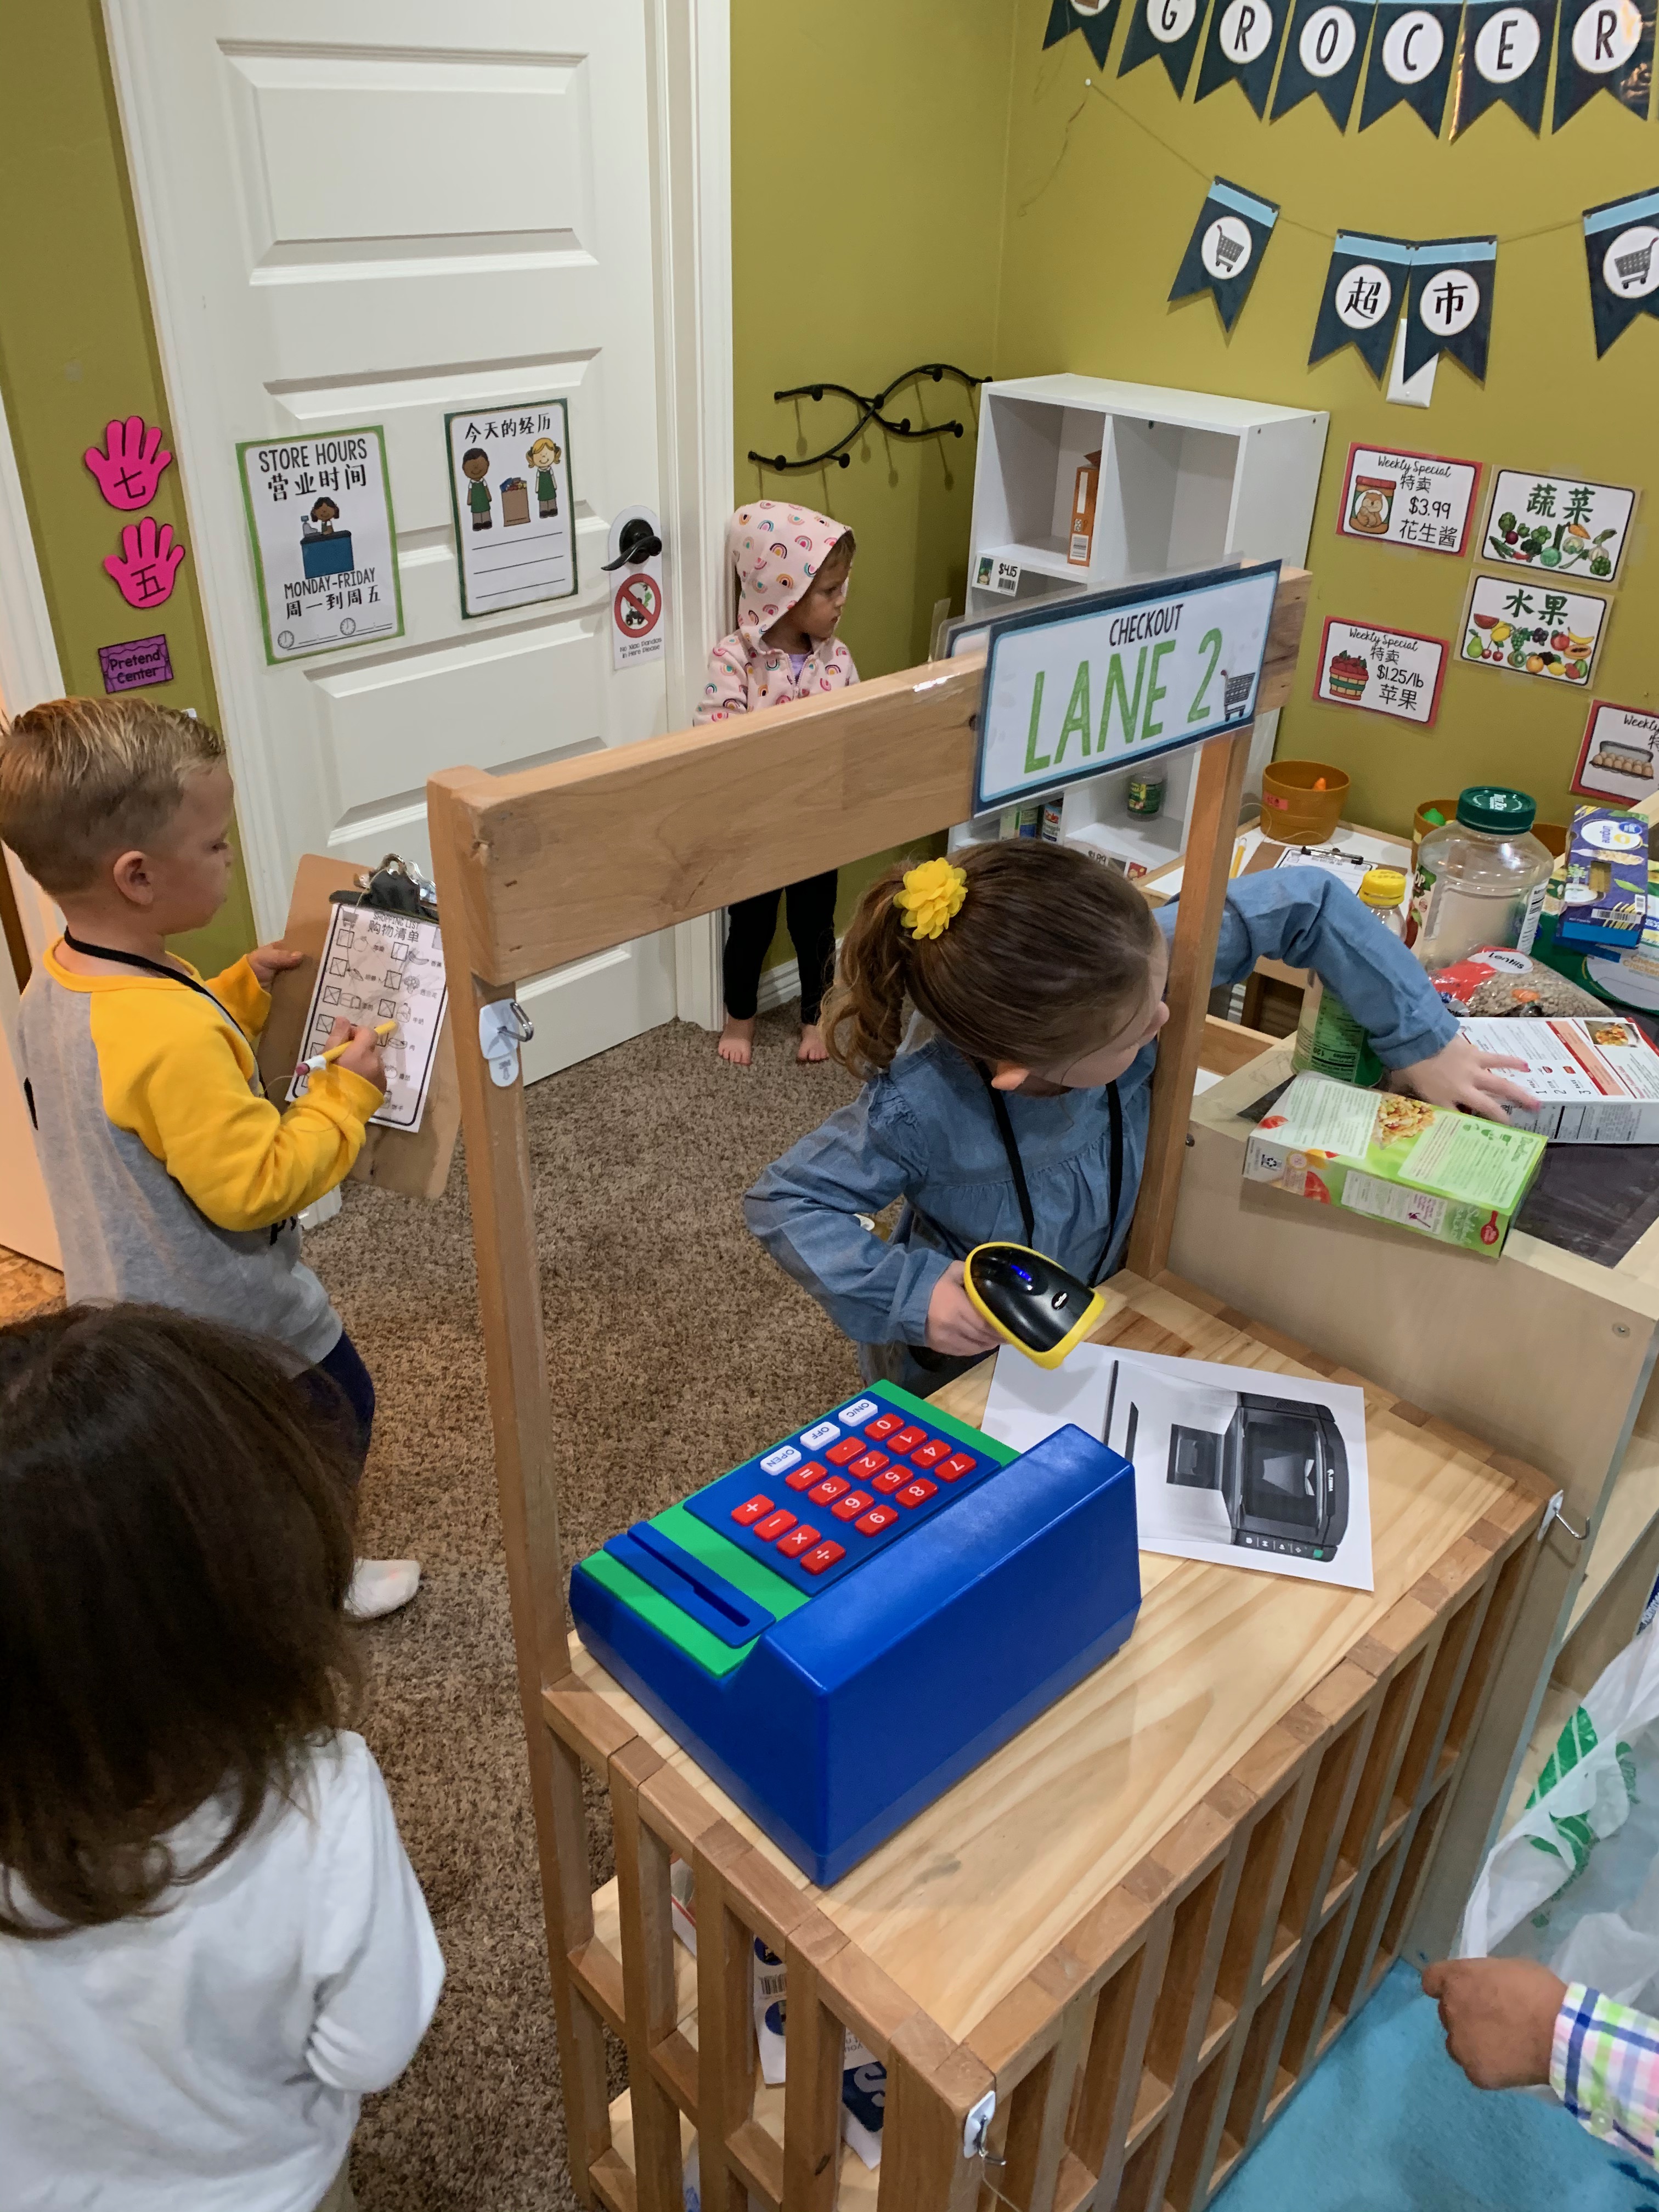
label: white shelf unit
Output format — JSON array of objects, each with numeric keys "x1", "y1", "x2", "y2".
[{"x1": 955, "y1": 375, "x2": 1328, "y2": 874}]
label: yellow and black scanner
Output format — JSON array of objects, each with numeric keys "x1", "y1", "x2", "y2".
[{"x1": 963, "y1": 1242, "x2": 1108, "y2": 1369}]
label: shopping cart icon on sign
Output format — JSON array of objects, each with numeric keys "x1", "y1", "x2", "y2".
[
  {"x1": 1214, "y1": 234, "x2": 1245, "y2": 273},
  {"x1": 1221, "y1": 669, "x2": 1254, "y2": 722},
  {"x1": 1615, "y1": 238, "x2": 1655, "y2": 291}
]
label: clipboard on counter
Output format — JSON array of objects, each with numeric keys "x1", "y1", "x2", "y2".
[{"x1": 255, "y1": 854, "x2": 460, "y2": 1201}]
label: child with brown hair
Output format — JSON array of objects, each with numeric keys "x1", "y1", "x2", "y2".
[
  {"x1": 0, "y1": 1304, "x2": 443, "y2": 2212},
  {"x1": 696, "y1": 500, "x2": 857, "y2": 1066},
  {"x1": 746, "y1": 842, "x2": 1537, "y2": 1395},
  {"x1": 0, "y1": 696, "x2": 417, "y2": 1617}
]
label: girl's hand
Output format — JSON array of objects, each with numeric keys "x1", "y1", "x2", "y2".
[
  {"x1": 924, "y1": 1262, "x2": 1003, "y2": 1358},
  {"x1": 1392, "y1": 1032, "x2": 1540, "y2": 1122},
  {"x1": 247, "y1": 941, "x2": 303, "y2": 990},
  {"x1": 1419, "y1": 1957, "x2": 1565, "y2": 2091}
]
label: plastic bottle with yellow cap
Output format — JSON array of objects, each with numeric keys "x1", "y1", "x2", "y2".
[{"x1": 1290, "y1": 866, "x2": 1408, "y2": 1089}]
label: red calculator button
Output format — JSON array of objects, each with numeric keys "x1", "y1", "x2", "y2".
[
  {"x1": 808, "y1": 1474, "x2": 849, "y2": 1505},
  {"x1": 785, "y1": 1460, "x2": 826, "y2": 1492},
  {"x1": 889, "y1": 1426, "x2": 927, "y2": 1454},
  {"x1": 831, "y1": 1489, "x2": 873, "y2": 1521},
  {"x1": 848, "y1": 1450, "x2": 889, "y2": 1479},
  {"x1": 912, "y1": 1439, "x2": 949, "y2": 1468},
  {"x1": 871, "y1": 1469, "x2": 906, "y2": 1493},
  {"x1": 895, "y1": 1478, "x2": 937, "y2": 1508},
  {"x1": 825, "y1": 1437, "x2": 864, "y2": 1465},
  {"x1": 731, "y1": 1494, "x2": 774, "y2": 1525},
  {"x1": 864, "y1": 1412, "x2": 902, "y2": 1438},
  {"x1": 799, "y1": 1541, "x2": 845, "y2": 1576},
  {"x1": 855, "y1": 1504, "x2": 900, "y2": 1534},
  {"x1": 776, "y1": 1523, "x2": 820, "y2": 1558},
  {"x1": 753, "y1": 1509, "x2": 797, "y2": 1542},
  {"x1": 940, "y1": 1452, "x2": 977, "y2": 1481}
]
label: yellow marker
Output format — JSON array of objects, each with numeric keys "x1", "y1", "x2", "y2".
[{"x1": 302, "y1": 1018, "x2": 397, "y2": 1073}]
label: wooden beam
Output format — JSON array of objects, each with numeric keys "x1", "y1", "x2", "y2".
[{"x1": 427, "y1": 569, "x2": 1310, "y2": 986}]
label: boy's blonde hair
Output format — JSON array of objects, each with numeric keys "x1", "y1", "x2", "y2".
[{"x1": 0, "y1": 697, "x2": 225, "y2": 894}]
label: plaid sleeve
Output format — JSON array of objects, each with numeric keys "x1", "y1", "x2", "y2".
[{"x1": 1552, "y1": 1982, "x2": 1659, "y2": 2157}]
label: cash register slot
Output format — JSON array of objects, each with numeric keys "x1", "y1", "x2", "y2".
[{"x1": 606, "y1": 1524, "x2": 776, "y2": 1648}]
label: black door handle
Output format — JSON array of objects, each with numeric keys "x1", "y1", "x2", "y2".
[{"x1": 601, "y1": 516, "x2": 663, "y2": 571}]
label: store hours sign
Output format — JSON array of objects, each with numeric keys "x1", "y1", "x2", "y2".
[{"x1": 974, "y1": 561, "x2": 1280, "y2": 814}]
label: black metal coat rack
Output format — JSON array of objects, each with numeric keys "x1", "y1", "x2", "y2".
[{"x1": 747, "y1": 362, "x2": 985, "y2": 473}]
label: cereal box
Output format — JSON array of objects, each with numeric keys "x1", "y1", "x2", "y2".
[{"x1": 1460, "y1": 1016, "x2": 1659, "y2": 1142}]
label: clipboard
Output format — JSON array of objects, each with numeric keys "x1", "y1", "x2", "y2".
[{"x1": 256, "y1": 855, "x2": 460, "y2": 1202}]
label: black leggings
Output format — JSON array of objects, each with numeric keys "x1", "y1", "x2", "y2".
[
  {"x1": 294, "y1": 1327, "x2": 376, "y2": 1482},
  {"x1": 723, "y1": 869, "x2": 838, "y2": 1023}
]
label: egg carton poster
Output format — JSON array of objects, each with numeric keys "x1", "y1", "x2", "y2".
[
  {"x1": 1573, "y1": 701, "x2": 1659, "y2": 803},
  {"x1": 1313, "y1": 617, "x2": 1447, "y2": 726},
  {"x1": 236, "y1": 428, "x2": 403, "y2": 663},
  {"x1": 287, "y1": 905, "x2": 447, "y2": 1135},
  {"x1": 1336, "y1": 443, "x2": 1481, "y2": 556},
  {"x1": 1480, "y1": 470, "x2": 1634, "y2": 585},
  {"x1": 1462, "y1": 573, "x2": 1607, "y2": 687},
  {"x1": 444, "y1": 399, "x2": 575, "y2": 619}
]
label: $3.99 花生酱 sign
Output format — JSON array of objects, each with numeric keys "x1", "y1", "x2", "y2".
[{"x1": 973, "y1": 561, "x2": 1280, "y2": 816}]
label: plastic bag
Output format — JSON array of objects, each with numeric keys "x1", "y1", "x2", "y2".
[{"x1": 1460, "y1": 1602, "x2": 1659, "y2": 2008}]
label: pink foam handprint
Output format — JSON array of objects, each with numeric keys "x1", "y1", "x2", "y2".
[
  {"x1": 104, "y1": 517, "x2": 186, "y2": 609},
  {"x1": 84, "y1": 416, "x2": 173, "y2": 510}
]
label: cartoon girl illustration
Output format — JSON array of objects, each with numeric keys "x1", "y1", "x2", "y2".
[
  {"x1": 301, "y1": 496, "x2": 340, "y2": 540},
  {"x1": 527, "y1": 436, "x2": 563, "y2": 519}
]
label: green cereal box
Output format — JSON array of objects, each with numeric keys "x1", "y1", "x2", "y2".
[{"x1": 1243, "y1": 1074, "x2": 1547, "y2": 1256}]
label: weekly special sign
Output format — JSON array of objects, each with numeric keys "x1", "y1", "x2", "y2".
[{"x1": 973, "y1": 561, "x2": 1280, "y2": 815}]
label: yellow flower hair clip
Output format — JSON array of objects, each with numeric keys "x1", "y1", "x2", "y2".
[{"x1": 894, "y1": 857, "x2": 967, "y2": 940}]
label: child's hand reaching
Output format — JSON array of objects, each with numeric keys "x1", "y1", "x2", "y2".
[
  {"x1": 1420, "y1": 1957, "x2": 1565, "y2": 2090},
  {"x1": 247, "y1": 941, "x2": 303, "y2": 991},
  {"x1": 925, "y1": 1262, "x2": 1003, "y2": 1358},
  {"x1": 1392, "y1": 1031, "x2": 1540, "y2": 1122}
]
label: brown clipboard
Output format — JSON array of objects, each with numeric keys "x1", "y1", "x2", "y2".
[{"x1": 255, "y1": 854, "x2": 460, "y2": 1202}]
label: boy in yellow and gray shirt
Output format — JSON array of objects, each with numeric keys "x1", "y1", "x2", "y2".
[{"x1": 0, "y1": 696, "x2": 418, "y2": 1618}]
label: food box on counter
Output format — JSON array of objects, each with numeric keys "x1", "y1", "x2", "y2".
[
  {"x1": 1556, "y1": 806, "x2": 1650, "y2": 952},
  {"x1": 1244, "y1": 1074, "x2": 1547, "y2": 1256},
  {"x1": 1460, "y1": 1015, "x2": 1659, "y2": 1142}
]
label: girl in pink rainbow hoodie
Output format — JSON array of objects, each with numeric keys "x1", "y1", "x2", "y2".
[{"x1": 695, "y1": 501, "x2": 858, "y2": 1066}]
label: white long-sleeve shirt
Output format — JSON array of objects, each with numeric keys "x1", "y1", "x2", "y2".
[{"x1": 0, "y1": 1732, "x2": 443, "y2": 2212}]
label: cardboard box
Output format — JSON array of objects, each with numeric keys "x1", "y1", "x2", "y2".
[
  {"x1": 1244, "y1": 1074, "x2": 1546, "y2": 1256},
  {"x1": 1556, "y1": 805, "x2": 1649, "y2": 952},
  {"x1": 1461, "y1": 1015, "x2": 1659, "y2": 1141},
  {"x1": 1068, "y1": 448, "x2": 1102, "y2": 568}
]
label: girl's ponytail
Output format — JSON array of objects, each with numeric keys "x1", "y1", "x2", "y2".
[{"x1": 823, "y1": 863, "x2": 912, "y2": 1079}]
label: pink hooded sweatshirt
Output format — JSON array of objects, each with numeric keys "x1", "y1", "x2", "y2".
[{"x1": 693, "y1": 501, "x2": 857, "y2": 724}]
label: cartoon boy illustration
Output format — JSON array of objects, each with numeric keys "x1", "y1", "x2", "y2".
[
  {"x1": 301, "y1": 496, "x2": 340, "y2": 540},
  {"x1": 461, "y1": 448, "x2": 493, "y2": 531},
  {"x1": 527, "y1": 436, "x2": 562, "y2": 520}
]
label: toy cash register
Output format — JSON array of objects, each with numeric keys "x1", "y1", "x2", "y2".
[{"x1": 571, "y1": 1381, "x2": 1139, "y2": 1884}]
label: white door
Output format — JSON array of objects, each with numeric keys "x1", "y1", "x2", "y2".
[{"x1": 104, "y1": 1, "x2": 731, "y2": 1077}]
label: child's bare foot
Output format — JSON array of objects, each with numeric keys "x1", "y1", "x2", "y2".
[
  {"x1": 718, "y1": 1015, "x2": 756, "y2": 1066},
  {"x1": 797, "y1": 1022, "x2": 828, "y2": 1064}
]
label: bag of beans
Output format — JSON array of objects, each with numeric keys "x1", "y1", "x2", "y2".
[{"x1": 1430, "y1": 946, "x2": 1606, "y2": 1019}]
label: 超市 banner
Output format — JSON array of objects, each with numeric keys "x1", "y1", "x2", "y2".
[{"x1": 974, "y1": 562, "x2": 1282, "y2": 815}]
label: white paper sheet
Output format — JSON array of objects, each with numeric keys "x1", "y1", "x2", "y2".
[
  {"x1": 286, "y1": 902, "x2": 447, "y2": 1135},
  {"x1": 980, "y1": 1342, "x2": 1373, "y2": 1590}
]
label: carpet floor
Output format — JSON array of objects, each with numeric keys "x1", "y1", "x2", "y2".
[{"x1": 315, "y1": 1006, "x2": 862, "y2": 2211}]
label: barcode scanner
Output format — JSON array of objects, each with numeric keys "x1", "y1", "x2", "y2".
[{"x1": 963, "y1": 1242, "x2": 1108, "y2": 1369}]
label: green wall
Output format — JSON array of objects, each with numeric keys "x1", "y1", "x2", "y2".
[
  {"x1": 992, "y1": 1, "x2": 1659, "y2": 837},
  {"x1": 0, "y1": 0, "x2": 256, "y2": 974}
]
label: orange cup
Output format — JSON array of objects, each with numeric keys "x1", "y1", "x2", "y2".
[{"x1": 1261, "y1": 760, "x2": 1350, "y2": 845}]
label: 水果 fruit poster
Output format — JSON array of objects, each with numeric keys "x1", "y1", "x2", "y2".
[
  {"x1": 1480, "y1": 470, "x2": 1634, "y2": 585},
  {"x1": 1462, "y1": 573, "x2": 1608, "y2": 686},
  {"x1": 1313, "y1": 618, "x2": 1448, "y2": 725}
]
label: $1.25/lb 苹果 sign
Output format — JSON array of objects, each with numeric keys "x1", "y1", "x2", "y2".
[
  {"x1": 1314, "y1": 619, "x2": 1448, "y2": 726},
  {"x1": 973, "y1": 561, "x2": 1280, "y2": 815},
  {"x1": 1463, "y1": 573, "x2": 1609, "y2": 686}
]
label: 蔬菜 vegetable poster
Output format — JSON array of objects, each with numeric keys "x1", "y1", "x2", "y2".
[
  {"x1": 1314, "y1": 618, "x2": 1447, "y2": 724},
  {"x1": 237, "y1": 428, "x2": 402, "y2": 663},
  {"x1": 1337, "y1": 444, "x2": 1480, "y2": 554},
  {"x1": 1463, "y1": 572, "x2": 1608, "y2": 684},
  {"x1": 1481, "y1": 470, "x2": 1634, "y2": 583},
  {"x1": 444, "y1": 400, "x2": 575, "y2": 619}
]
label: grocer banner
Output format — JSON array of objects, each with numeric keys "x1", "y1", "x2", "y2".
[
  {"x1": 1553, "y1": 0, "x2": 1655, "y2": 126},
  {"x1": 1043, "y1": 0, "x2": 1123, "y2": 65},
  {"x1": 973, "y1": 560, "x2": 1282, "y2": 814},
  {"x1": 1170, "y1": 178, "x2": 1279, "y2": 328},
  {"x1": 1451, "y1": 0, "x2": 1558, "y2": 133},
  {"x1": 1118, "y1": 0, "x2": 1211, "y2": 97},
  {"x1": 1584, "y1": 188, "x2": 1659, "y2": 354},
  {"x1": 1403, "y1": 236, "x2": 1498, "y2": 379},
  {"x1": 1272, "y1": 0, "x2": 1379, "y2": 122},
  {"x1": 1309, "y1": 233, "x2": 1411, "y2": 374},
  {"x1": 1358, "y1": 0, "x2": 1463, "y2": 130},
  {"x1": 1196, "y1": 0, "x2": 1293, "y2": 111}
]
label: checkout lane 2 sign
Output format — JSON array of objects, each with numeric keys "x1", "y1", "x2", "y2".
[{"x1": 973, "y1": 561, "x2": 1281, "y2": 816}]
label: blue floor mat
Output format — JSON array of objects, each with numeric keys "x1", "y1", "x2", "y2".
[{"x1": 1212, "y1": 1962, "x2": 1655, "y2": 2211}]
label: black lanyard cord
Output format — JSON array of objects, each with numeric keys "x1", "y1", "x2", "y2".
[
  {"x1": 977, "y1": 1064, "x2": 1125, "y2": 1287},
  {"x1": 60, "y1": 929, "x2": 247, "y2": 1039}
]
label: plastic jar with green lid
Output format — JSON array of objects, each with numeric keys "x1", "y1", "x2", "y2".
[{"x1": 1411, "y1": 787, "x2": 1554, "y2": 975}]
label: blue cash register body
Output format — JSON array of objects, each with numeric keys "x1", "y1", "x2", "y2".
[{"x1": 570, "y1": 1381, "x2": 1140, "y2": 1884}]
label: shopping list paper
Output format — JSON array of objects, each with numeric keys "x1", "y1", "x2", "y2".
[
  {"x1": 981, "y1": 1342, "x2": 1373, "y2": 1590},
  {"x1": 286, "y1": 904, "x2": 447, "y2": 1135}
]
